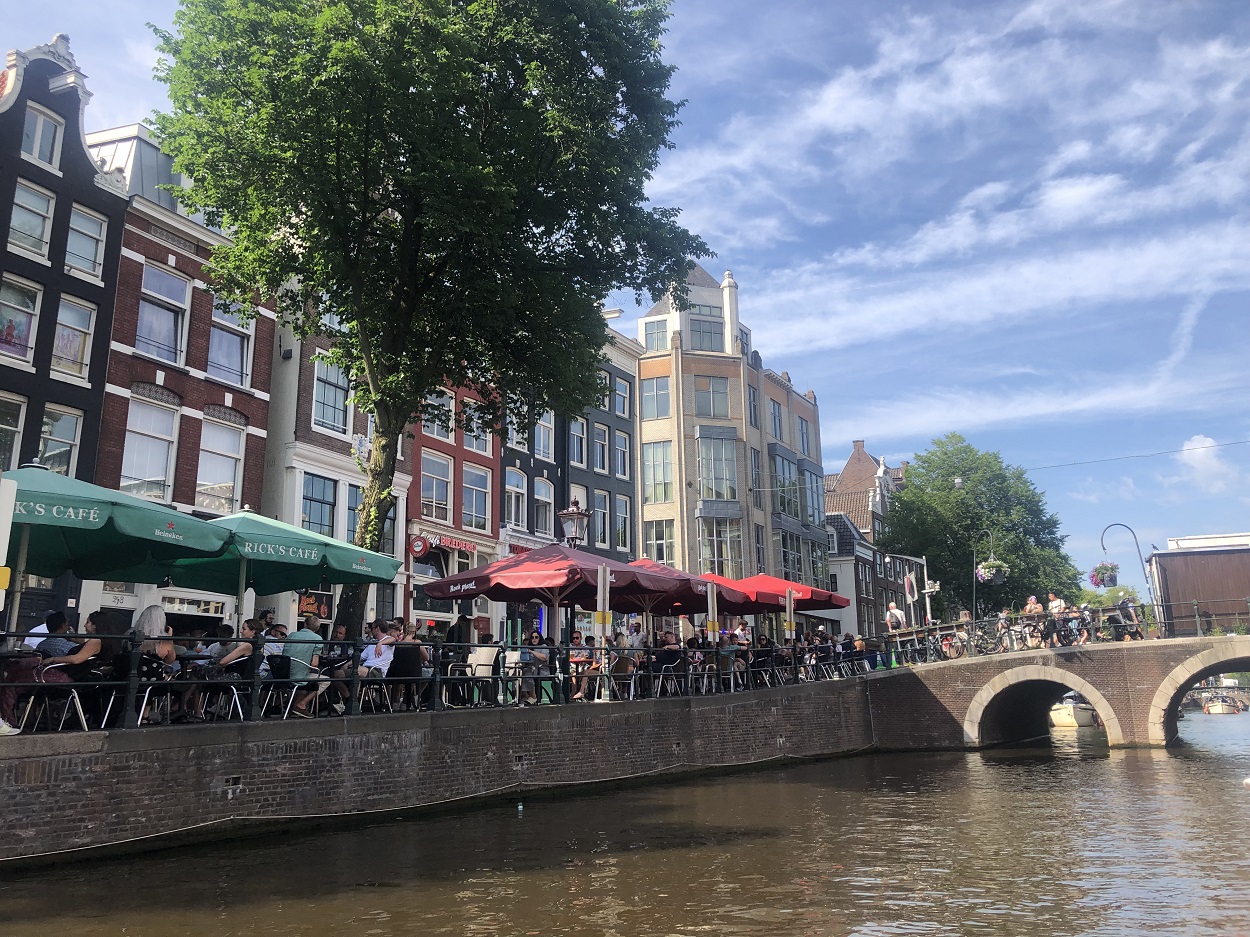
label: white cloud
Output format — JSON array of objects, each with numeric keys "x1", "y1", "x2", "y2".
[{"x1": 1172, "y1": 434, "x2": 1241, "y2": 494}]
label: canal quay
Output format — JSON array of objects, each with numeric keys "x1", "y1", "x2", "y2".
[{"x1": 1, "y1": 715, "x2": 1248, "y2": 936}]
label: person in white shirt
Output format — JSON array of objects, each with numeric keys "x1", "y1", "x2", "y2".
[{"x1": 23, "y1": 611, "x2": 61, "y2": 649}]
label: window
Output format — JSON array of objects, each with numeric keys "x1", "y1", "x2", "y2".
[
  {"x1": 0, "y1": 394, "x2": 26, "y2": 470},
  {"x1": 137, "y1": 265, "x2": 191, "y2": 363},
  {"x1": 21, "y1": 104, "x2": 62, "y2": 168},
  {"x1": 754, "y1": 524, "x2": 767, "y2": 574},
  {"x1": 809, "y1": 540, "x2": 828, "y2": 589},
  {"x1": 613, "y1": 430, "x2": 630, "y2": 478},
  {"x1": 750, "y1": 448, "x2": 762, "y2": 509},
  {"x1": 747, "y1": 386, "x2": 759, "y2": 428},
  {"x1": 697, "y1": 437, "x2": 737, "y2": 501},
  {"x1": 375, "y1": 583, "x2": 397, "y2": 621},
  {"x1": 50, "y1": 297, "x2": 93, "y2": 378},
  {"x1": 421, "y1": 451, "x2": 452, "y2": 522},
  {"x1": 771, "y1": 455, "x2": 799, "y2": 518},
  {"x1": 534, "y1": 410, "x2": 554, "y2": 461},
  {"x1": 593, "y1": 491, "x2": 610, "y2": 547},
  {"x1": 66, "y1": 206, "x2": 106, "y2": 277},
  {"x1": 534, "y1": 477, "x2": 554, "y2": 536},
  {"x1": 739, "y1": 328, "x2": 750, "y2": 357},
  {"x1": 801, "y1": 471, "x2": 824, "y2": 525},
  {"x1": 694, "y1": 375, "x2": 729, "y2": 418},
  {"x1": 301, "y1": 473, "x2": 336, "y2": 536},
  {"x1": 0, "y1": 276, "x2": 40, "y2": 362},
  {"x1": 463, "y1": 406, "x2": 490, "y2": 454},
  {"x1": 9, "y1": 180, "x2": 53, "y2": 258},
  {"x1": 567, "y1": 483, "x2": 589, "y2": 528},
  {"x1": 463, "y1": 464, "x2": 490, "y2": 531},
  {"x1": 644, "y1": 319, "x2": 668, "y2": 351},
  {"x1": 641, "y1": 377, "x2": 670, "y2": 420},
  {"x1": 504, "y1": 468, "x2": 526, "y2": 529},
  {"x1": 506, "y1": 420, "x2": 527, "y2": 451},
  {"x1": 207, "y1": 299, "x2": 250, "y2": 385},
  {"x1": 689, "y1": 303, "x2": 722, "y2": 318},
  {"x1": 775, "y1": 530, "x2": 804, "y2": 582},
  {"x1": 599, "y1": 370, "x2": 612, "y2": 409},
  {"x1": 615, "y1": 494, "x2": 631, "y2": 551},
  {"x1": 643, "y1": 519, "x2": 675, "y2": 566},
  {"x1": 121, "y1": 401, "x2": 175, "y2": 499},
  {"x1": 313, "y1": 360, "x2": 350, "y2": 433},
  {"x1": 347, "y1": 484, "x2": 363, "y2": 542},
  {"x1": 699, "y1": 518, "x2": 742, "y2": 578},
  {"x1": 641, "y1": 441, "x2": 673, "y2": 504},
  {"x1": 770, "y1": 399, "x2": 784, "y2": 441},
  {"x1": 568, "y1": 417, "x2": 586, "y2": 466},
  {"x1": 798, "y1": 416, "x2": 811, "y2": 456},
  {"x1": 592, "y1": 423, "x2": 609, "y2": 473},
  {"x1": 689, "y1": 318, "x2": 724, "y2": 352},
  {"x1": 195, "y1": 420, "x2": 243, "y2": 513},
  {"x1": 422, "y1": 392, "x2": 453, "y2": 440},
  {"x1": 613, "y1": 377, "x2": 630, "y2": 418},
  {"x1": 830, "y1": 573, "x2": 838, "y2": 593}
]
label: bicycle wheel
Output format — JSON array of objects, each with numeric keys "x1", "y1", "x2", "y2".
[
  {"x1": 942, "y1": 635, "x2": 966, "y2": 659},
  {"x1": 1018, "y1": 623, "x2": 1042, "y2": 648}
]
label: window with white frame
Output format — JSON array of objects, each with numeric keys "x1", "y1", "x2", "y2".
[
  {"x1": 506, "y1": 420, "x2": 527, "y2": 451},
  {"x1": 689, "y1": 318, "x2": 724, "y2": 352},
  {"x1": 770, "y1": 399, "x2": 784, "y2": 441},
  {"x1": 774, "y1": 530, "x2": 804, "y2": 582},
  {"x1": 613, "y1": 377, "x2": 629, "y2": 418},
  {"x1": 421, "y1": 451, "x2": 452, "y2": 521},
  {"x1": 697, "y1": 437, "x2": 737, "y2": 501},
  {"x1": 462, "y1": 464, "x2": 490, "y2": 531},
  {"x1": 301, "y1": 472, "x2": 336, "y2": 536},
  {"x1": 771, "y1": 454, "x2": 799, "y2": 519},
  {"x1": 747, "y1": 385, "x2": 759, "y2": 428},
  {"x1": 66, "y1": 205, "x2": 106, "y2": 277},
  {"x1": 699, "y1": 518, "x2": 742, "y2": 578},
  {"x1": 462, "y1": 404, "x2": 490, "y2": 454},
  {"x1": 121, "y1": 400, "x2": 177, "y2": 500},
  {"x1": 0, "y1": 276, "x2": 40, "y2": 363},
  {"x1": 422, "y1": 391, "x2": 453, "y2": 440},
  {"x1": 568, "y1": 417, "x2": 586, "y2": 466},
  {"x1": 640, "y1": 377, "x2": 669, "y2": 420},
  {"x1": 798, "y1": 416, "x2": 811, "y2": 456},
  {"x1": 379, "y1": 502, "x2": 396, "y2": 555},
  {"x1": 207, "y1": 298, "x2": 251, "y2": 385},
  {"x1": 0, "y1": 393, "x2": 26, "y2": 471},
  {"x1": 39, "y1": 405, "x2": 81, "y2": 476},
  {"x1": 593, "y1": 490, "x2": 609, "y2": 547},
  {"x1": 533, "y1": 409, "x2": 554, "y2": 461},
  {"x1": 599, "y1": 370, "x2": 612, "y2": 409},
  {"x1": 21, "y1": 104, "x2": 63, "y2": 169},
  {"x1": 51, "y1": 296, "x2": 93, "y2": 377},
  {"x1": 615, "y1": 494, "x2": 631, "y2": 551},
  {"x1": 375, "y1": 583, "x2": 397, "y2": 621},
  {"x1": 137, "y1": 265, "x2": 191, "y2": 363},
  {"x1": 534, "y1": 477, "x2": 554, "y2": 536},
  {"x1": 592, "y1": 423, "x2": 609, "y2": 473},
  {"x1": 313, "y1": 360, "x2": 350, "y2": 433},
  {"x1": 504, "y1": 468, "x2": 526, "y2": 529},
  {"x1": 195, "y1": 420, "x2": 243, "y2": 513},
  {"x1": 567, "y1": 483, "x2": 589, "y2": 531},
  {"x1": 694, "y1": 375, "x2": 729, "y2": 418},
  {"x1": 347, "y1": 484, "x2": 363, "y2": 542},
  {"x1": 644, "y1": 319, "x2": 667, "y2": 351},
  {"x1": 641, "y1": 441, "x2": 672, "y2": 503},
  {"x1": 689, "y1": 303, "x2": 722, "y2": 318},
  {"x1": 9, "y1": 181, "x2": 54, "y2": 258},
  {"x1": 738, "y1": 328, "x2": 750, "y2": 357},
  {"x1": 613, "y1": 430, "x2": 630, "y2": 479},
  {"x1": 755, "y1": 524, "x2": 767, "y2": 573},
  {"x1": 750, "y1": 447, "x2": 762, "y2": 509},
  {"x1": 643, "y1": 519, "x2": 675, "y2": 566}
]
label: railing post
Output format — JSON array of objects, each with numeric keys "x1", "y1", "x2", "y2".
[
  {"x1": 1194, "y1": 600, "x2": 1202, "y2": 637},
  {"x1": 345, "y1": 637, "x2": 362, "y2": 716},
  {"x1": 679, "y1": 645, "x2": 689, "y2": 696},
  {"x1": 561, "y1": 646, "x2": 571, "y2": 704},
  {"x1": 122, "y1": 632, "x2": 141, "y2": 729},
  {"x1": 791, "y1": 643, "x2": 800, "y2": 684},
  {"x1": 646, "y1": 645, "x2": 656, "y2": 698},
  {"x1": 431, "y1": 639, "x2": 443, "y2": 711},
  {"x1": 245, "y1": 635, "x2": 264, "y2": 720}
]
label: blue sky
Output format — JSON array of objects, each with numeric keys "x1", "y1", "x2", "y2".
[{"x1": 9, "y1": 0, "x2": 1249, "y2": 597}]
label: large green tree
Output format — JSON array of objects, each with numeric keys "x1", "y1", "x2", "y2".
[
  {"x1": 877, "y1": 434, "x2": 1080, "y2": 619},
  {"x1": 152, "y1": 0, "x2": 707, "y2": 628}
]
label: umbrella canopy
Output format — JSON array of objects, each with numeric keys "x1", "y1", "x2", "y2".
[
  {"x1": 423, "y1": 543, "x2": 679, "y2": 609},
  {"x1": 701, "y1": 572, "x2": 787, "y2": 610},
  {"x1": 620, "y1": 559, "x2": 766, "y2": 616},
  {"x1": 2, "y1": 466, "x2": 231, "y2": 580},
  {"x1": 733, "y1": 573, "x2": 851, "y2": 610}
]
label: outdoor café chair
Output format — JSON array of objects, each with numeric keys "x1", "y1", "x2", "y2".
[
  {"x1": 17, "y1": 663, "x2": 90, "y2": 733},
  {"x1": 463, "y1": 645, "x2": 500, "y2": 706}
]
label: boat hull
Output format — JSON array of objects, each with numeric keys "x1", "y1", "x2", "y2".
[
  {"x1": 1050, "y1": 701, "x2": 1098, "y2": 728},
  {"x1": 1203, "y1": 702, "x2": 1241, "y2": 715}
]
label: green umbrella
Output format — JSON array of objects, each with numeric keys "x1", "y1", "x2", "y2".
[{"x1": 2, "y1": 466, "x2": 231, "y2": 629}]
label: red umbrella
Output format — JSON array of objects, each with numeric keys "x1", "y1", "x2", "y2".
[
  {"x1": 422, "y1": 543, "x2": 679, "y2": 610},
  {"x1": 733, "y1": 573, "x2": 851, "y2": 610},
  {"x1": 701, "y1": 572, "x2": 787, "y2": 610},
  {"x1": 618, "y1": 559, "x2": 760, "y2": 616}
]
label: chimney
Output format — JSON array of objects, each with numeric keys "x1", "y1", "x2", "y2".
[{"x1": 852, "y1": 440, "x2": 865, "y2": 452}]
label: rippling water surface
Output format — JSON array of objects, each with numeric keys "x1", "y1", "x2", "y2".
[{"x1": 2, "y1": 717, "x2": 1249, "y2": 937}]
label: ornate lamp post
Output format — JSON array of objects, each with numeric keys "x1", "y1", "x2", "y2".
[
  {"x1": 969, "y1": 528, "x2": 995, "y2": 656},
  {"x1": 1099, "y1": 523, "x2": 1161, "y2": 636},
  {"x1": 555, "y1": 499, "x2": 591, "y2": 643}
]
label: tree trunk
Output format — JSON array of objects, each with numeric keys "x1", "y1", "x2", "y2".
[{"x1": 334, "y1": 413, "x2": 400, "y2": 635}]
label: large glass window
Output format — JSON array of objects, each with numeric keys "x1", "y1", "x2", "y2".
[
  {"x1": 39, "y1": 407, "x2": 81, "y2": 476},
  {"x1": 463, "y1": 406, "x2": 490, "y2": 454},
  {"x1": 641, "y1": 441, "x2": 673, "y2": 504},
  {"x1": 689, "y1": 318, "x2": 724, "y2": 352},
  {"x1": 313, "y1": 360, "x2": 350, "y2": 433},
  {"x1": 801, "y1": 471, "x2": 824, "y2": 526},
  {"x1": 137, "y1": 266, "x2": 191, "y2": 363},
  {"x1": 121, "y1": 401, "x2": 176, "y2": 499},
  {"x1": 750, "y1": 448, "x2": 762, "y2": 509},
  {"x1": 347, "y1": 484, "x2": 363, "y2": 542},
  {"x1": 50, "y1": 296, "x2": 93, "y2": 377},
  {"x1": 592, "y1": 423, "x2": 609, "y2": 473},
  {"x1": 422, "y1": 392, "x2": 453, "y2": 440},
  {"x1": 640, "y1": 377, "x2": 670, "y2": 420},
  {"x1": 593, "y1": 490, "x2": 610, "y2": 547},
  {"x1": 771, "y1": 454, "x2": 799, "y2": 519},
  {"x1": 747, "y1": 386, "x2": 759, "y2": 428},
  {"x1": 699, "y1": 518, "x2": 742, "y2": 579},
  {"x1": 775, "y1": 530, "x2": 804, "y2": 582},
  {"x1": 0, "y1": 395, "x2": 26, "y2": 471},
  {"x1": 534, "y1": 477, "x2": 554, "y2": 536},
  {"x1": 770, "y1": 399, "x2": 784, "y2": 441},
  {"x1": 375, "y1": 583, "x2": 397, "y2": 621},
  {"x1": 208, "y1": 299, "x2": 250, "y2": 385},
  {"x1": 0, "y1": 277, "x2": 40, "y2": 363},
  {"x1": 22, "y1": 105, "x2": 62, "y2": 168},
  {"x1": 613, "y1": 377, "x2": 630, "y2": 418},
  {"x1": 613, "y1": 430, "x2": 630, "y2": 479},
  {"x1": 798, "y1": 416, "x2": 811, "y2": 456},
  {"x1": 301, "y1": 473, "x2": 336, "y2": 536},
  {"x1": 196, "y1": 420, "x2": 243, "y2": 513},
  {"x1": 698, "y1": 438, "x2": 737, "y2": 500},
  {"x1": 9, "y1": 181, "x2": 53, "y2": 258},
  {"x1": 568, "y1": 417, "x2": 586, "y2": 466},
  {"x1": 643, "y1": 519, "x2": 675, "y2": 566},
  {"x1": 809, "y1": 540, "x2": 828, "y2": 589},
  {"x1": 534, "y1": 410, "x2": 555, "y2": 461},
  {"x1": 66, "y1": 206, "x2": 106, "y2": 277},
  {"x1": 644, "y1": 319, "x2": 667, "y2": 351},
  {"x1": 694, "y1": 376, "x2": 729, "y2": 418},
  {"x1": 504, "y1": 468, "x2": 527, "y2": 529},
  {"x1": 615, "y1": 494, "x2": 631, "y2": 551},
  {"x1": 421, "y1": 451, "x2": 452, "y2": 522},
  {"x1": 463, "y1": 464, "x2": 490, "y2": 531},
  {"x1": 755, "y1": 524, "x2": 767, "y2": 574}
]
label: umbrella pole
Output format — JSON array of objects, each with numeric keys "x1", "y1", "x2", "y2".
[
  {"x1": 5, "y1": 525, "x2": 29, "y2": 636},
  {"x1": 234, "y1": 558, "x2": 248, "y2": 631}
]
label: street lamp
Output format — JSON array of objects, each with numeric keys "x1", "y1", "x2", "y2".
[
  {"x1": 969, "y1": 528, "x2": 996, "y2": 656},
  {"x1": 557, "y1": 499, "x2": 590, "y2": 548},
  {"x1": 1100, "y1": 523, "x2": 1161, "y2": 636}
]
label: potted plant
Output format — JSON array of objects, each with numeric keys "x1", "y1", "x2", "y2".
[
  {"x1": 1089, "y1": 561, "x2": 1119, "y2": 588},
  {"x1": 975, "y1": 558, "x2": 1009, "y2": 585}
]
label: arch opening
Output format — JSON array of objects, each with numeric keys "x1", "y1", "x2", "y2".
[
  {"x1": 1148, "y1": 645, "x2": 1250, "y2": 747},
  {"x1": 964, "y1": 664, "x2": 1124, "y2": 749}
]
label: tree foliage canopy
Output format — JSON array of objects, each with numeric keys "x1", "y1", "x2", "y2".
[{"x1": 877, "y1": 434, "x2": 1080, "y2": 618}]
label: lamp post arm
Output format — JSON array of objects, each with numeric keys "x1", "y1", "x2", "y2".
[{"x1": 1100, "y1": 522, "x2": 1158, "y2": 629}]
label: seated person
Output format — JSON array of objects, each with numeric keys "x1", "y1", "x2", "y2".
[
  {"x1": 567, "y1": 631, "x2": 600, "y2": 701},
  {"x1": 358, "y1": 619, "x2": 397, "y2": 677},
  {"x1": 287, "y1": 616, "x2": 327, "y2": 717},
  {"x1": 216, "y1": 620, "x2": 263, "y2": 672},
  {"x1": 1022, "y1": 595, "x2": 1044, "y2": 617}
]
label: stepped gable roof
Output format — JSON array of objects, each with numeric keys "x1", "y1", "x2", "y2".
[
  {"x1": 830, "y1": 440, "x2": 882, "y2": 493},
  {"x1": 825, "y1": 490, "x2": 873, "y2": 534}
]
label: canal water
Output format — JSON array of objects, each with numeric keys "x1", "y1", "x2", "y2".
[{"x1": 2, "y1": 717, "x2": 1248, "y2": 937}]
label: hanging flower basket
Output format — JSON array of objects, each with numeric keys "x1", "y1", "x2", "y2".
[
  {"x1": 975, "y1": 559, "x2": 1009, "y2": 585},
  {"x1": 1090, "y1": 562, "x2": 1119, "y2": 589}
]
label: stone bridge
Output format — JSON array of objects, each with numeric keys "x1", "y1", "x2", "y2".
[{"x1": 864, "y1": 635, "x2": 1250, "y2": 749}]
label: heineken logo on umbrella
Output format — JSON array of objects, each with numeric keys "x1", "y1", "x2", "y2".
[
  {"x1": 351, "y1": 556, "x2": 373, "y2": 572},
  {"x1": 154, "y1": 519, "x2": 185, "y2": 542}
]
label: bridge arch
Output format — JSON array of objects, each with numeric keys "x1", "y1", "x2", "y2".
[
  {"x1": 963, "y1": 664, "x2": 1125, "y2": 748},
  {"x1": 1147, "y1": 638, "x2": 1250, "y2": 746}
]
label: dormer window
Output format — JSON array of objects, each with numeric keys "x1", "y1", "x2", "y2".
[{"x1": 21, "y1": 104, "x2": 63, "y2": 170}]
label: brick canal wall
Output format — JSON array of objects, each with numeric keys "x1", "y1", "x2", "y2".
[{"x1": 0, "y1": 679, "x2": 874, "y2": 864}]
